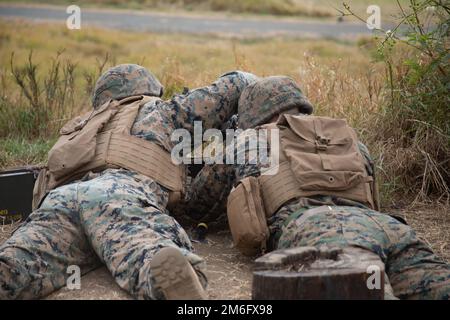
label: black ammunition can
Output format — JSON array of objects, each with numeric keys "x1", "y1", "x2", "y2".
[{"x1": 0, "y1": 167, "x2": 40, "y2": 223}]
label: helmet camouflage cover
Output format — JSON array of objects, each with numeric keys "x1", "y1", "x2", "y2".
[
  {"x1": 238, "y1": 76, "x2": 313, "y2": 130},
  {"x1": 92, "y1": 64, "x2": 164, "y2": 109}
]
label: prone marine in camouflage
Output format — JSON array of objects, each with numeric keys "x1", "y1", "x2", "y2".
[
  {"x1": 183, "y1": 76, "x2": 313, "y2": 226},
  {"x1": 234, "y1": 76, "x2": 450, "y2": 299},
  {"x1": 184, "y1": 75, "x2": 450, "y2": 299},
  {"x1": 0, "y1": 64, "x2": 258, "y2": 299}
]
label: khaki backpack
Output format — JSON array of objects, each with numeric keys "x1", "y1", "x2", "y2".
[{"x1": 227, "y1": 114, "x2": 379, "y2": 256}]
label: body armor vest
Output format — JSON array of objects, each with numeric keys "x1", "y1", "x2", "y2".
[{"x1": 33, "y1": 95, "x2": 184, "y2": 209}]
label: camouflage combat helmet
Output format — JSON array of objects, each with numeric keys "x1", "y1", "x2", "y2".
[
  {"x1": 92, "y1": 64, "x2": 164, "y2": 109},
  {"x1": 238, "y1": 76, "x2": 313, "y2": 130}
]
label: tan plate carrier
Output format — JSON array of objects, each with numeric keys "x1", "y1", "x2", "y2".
[
  {"x1": 33, "y1": 95, "x2": 184, "y2": 210},
  {"x1": 227, "y1": 114, "x2": 380, "y2": 256}
]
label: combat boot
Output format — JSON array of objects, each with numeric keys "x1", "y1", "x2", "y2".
[{"x1": 151, "y1": 247, "x2": 207, "y2": 300}]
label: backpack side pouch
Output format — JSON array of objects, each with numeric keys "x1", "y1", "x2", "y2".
[{"x1": 227, "y1": 177, "x2": 269, "y2": 256}]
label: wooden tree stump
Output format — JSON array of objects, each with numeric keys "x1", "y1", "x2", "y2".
[{"x1": 252, "y1": 246, "x2": 385, "y2": 300}]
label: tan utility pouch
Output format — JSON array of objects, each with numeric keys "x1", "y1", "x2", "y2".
[{"x1": 227, "y1": 177, "x2": 269, "y2": 256}]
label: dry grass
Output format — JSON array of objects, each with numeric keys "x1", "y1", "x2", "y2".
[
  {"x1": 0, "y1": 218, "x2": 21, "y2": 244},
  {"x1": 1, "y1": 18, "x2": 447, "y2": 205},
  {"x1": 1, "y1": 15, "x2": 448, "y2": 205},
  {"x1": 391, "y1": 203, "x2": 450, "y2": 262},
  {"x1": 0, "y1": 20, "x2": 374, "y2": 89},
  {"x1": 0, "y1": 18, "x2": 378, "y2": 166}
]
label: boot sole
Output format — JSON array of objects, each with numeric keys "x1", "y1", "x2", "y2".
[{"x1": 151, "y1": 247, "x2": 207, "y2": 300}]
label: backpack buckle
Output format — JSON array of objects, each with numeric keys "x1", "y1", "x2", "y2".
[{"x1": 316, "y1": 135, "x2": 330, "y2": 151}]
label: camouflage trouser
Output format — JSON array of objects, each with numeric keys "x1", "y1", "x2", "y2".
[
  {"x1": 0, "y1": 169, "x2": 203, "y2": 300},
  {"x1": 277, "y1": 205, "x2": 450, "y2": 300}
]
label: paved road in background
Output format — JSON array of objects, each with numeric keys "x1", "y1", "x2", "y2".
[{"x1": 0, "y1": 4, "x2": 374, "y2": 38}]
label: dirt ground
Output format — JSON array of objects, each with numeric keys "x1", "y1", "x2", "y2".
[
  {"x1": 0, "y1": 203, "x2": 448, "y2": 300},
  {"x1": 45, "y1": 231, "x2": 253, "y2": 300}
]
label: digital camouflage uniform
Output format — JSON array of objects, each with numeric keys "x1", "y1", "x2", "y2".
[
  {"x1": 187, "y1": 76, "x2": 450, "y2": 299},
  {"x1": 179, "y1": 164, "x2": 234, "y2": 229},
  {"x1": 0, "y1": 64, "x2": 257, "y2": 299},
  {"x1": 183, "y1": 76, "x2": 313, "y2": 227}
]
